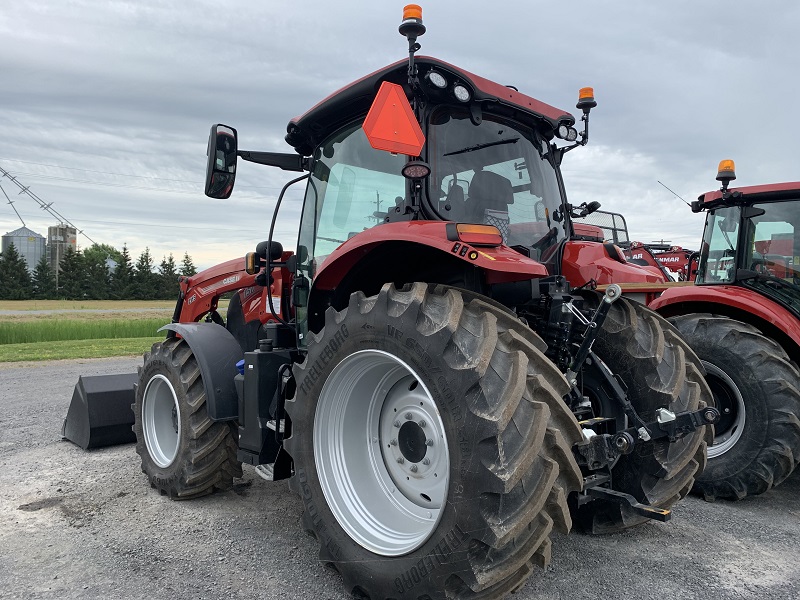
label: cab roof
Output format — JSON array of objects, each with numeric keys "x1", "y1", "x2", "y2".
[
  {"x1": 700, "y1": 182, "x2": 800, "y2": 204},
  {"x1": 284, "y1": 56, "x2": 575, "y2": 156}
]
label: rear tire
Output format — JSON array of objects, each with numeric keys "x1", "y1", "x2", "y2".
[
  {"x1": 285, "y1": 283, "x2": 583, "y2": 599},
  {"x1": 574, "y1": 294, "x2": 711, "y2": 533},
  {"x1": 133, "y1": 338, "x2": 242, "y2": 499},
  {"x1": 669, "y1": 314, "x2": 800, "y2": 500}
]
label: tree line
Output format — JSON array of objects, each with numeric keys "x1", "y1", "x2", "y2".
[{"x1": 0, "y1": 242, "x2": 199, "y2": 300}]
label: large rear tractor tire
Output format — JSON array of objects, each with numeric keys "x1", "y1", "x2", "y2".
[
  {"x1": 285, "y1": 283, "x2": 583, "y2": 599},
  {"x1": 669, "y1": 314, "x2": 800, "y2": 500},
  {"x1": 574, "y1": 294, "x2": 712, "y2": 533},
  {"x1": 133, "y1": 338, "x2": 242, "y2": 499}
]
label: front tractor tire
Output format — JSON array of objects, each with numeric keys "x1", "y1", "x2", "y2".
[
  {"x1": 133, "y1": 338, "x2": 242, "y2": 499},
  {"x1": 574, "y1": 294, "x2": 712, "y2": 534},
  {"x1": 285, "y1": 283, "x2": 583, "y2": 600},
  {"x1": 669, "y1": 314, "x2": 800, "y2": 500}
]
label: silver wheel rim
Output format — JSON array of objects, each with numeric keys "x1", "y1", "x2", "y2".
[
  {"x1": 142, "y1": 374, "x2": 181, "y2": 468},
  {"x1": 703, "y1": 361, "x2": 745, "y2": 458},
  {"x1": 314, "y1": 349, "x2": 449, "y2": 556}
]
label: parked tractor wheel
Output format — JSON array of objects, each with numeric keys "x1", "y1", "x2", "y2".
[
  {"x1": 574, "y1": 294, "x2": 711, "y2": 533},
  {"x1": 285, "y1": 282, "x2": 583, "y2": 599},
  {"x1": 133, "y1": 338, "x2": 242, "y2": 499},
  {"x1": 669, "y1": 314, "x2": 800, "y2": 500}
]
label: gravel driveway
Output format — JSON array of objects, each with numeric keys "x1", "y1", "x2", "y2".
[{"x1": 1, "y1": 357, "x2": 798, "y2": 599}]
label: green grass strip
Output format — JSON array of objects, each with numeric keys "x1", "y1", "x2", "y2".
[
  {"x1": 0, "y1": 337, "x2": 163, "y2": 362},
  {"x1": 0, "y1": 319, "x2": 167, "y2": 344}
]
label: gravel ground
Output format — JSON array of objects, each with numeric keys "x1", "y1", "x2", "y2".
[{"x1": 1, "y1": 357, "x2": 798, "y2": 600}]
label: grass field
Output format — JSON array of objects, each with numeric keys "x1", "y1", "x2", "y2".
[{"x1": 0, "y1": 300, "x2": 182, "y2": 362}]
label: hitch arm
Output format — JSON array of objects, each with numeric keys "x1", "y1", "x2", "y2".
[
  {"x1": 586, "y1": 487, "x2": 671, "y2": 522},
  {"x1": 565, "y1": 284, "x2": 621, "y2": 384}
]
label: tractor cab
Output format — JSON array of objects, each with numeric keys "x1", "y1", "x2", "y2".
[
  {"x1": 204, "y1": 5, "x2": 666, "y2": 344},
  {"x1": 692, "y1": 160, "x2": 800, "y2": 314}
]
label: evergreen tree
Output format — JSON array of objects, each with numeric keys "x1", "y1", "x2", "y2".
[
  {"x1": 32, "y1": 255, "x2": 56, "y2": 299},
  {"x1": 83, "y1": 251, "x2": 110, "y2": 300},
  {"x1": 58, "y1": 246, "x2": 86, "y2": 299},
  {"x1": 0, "y1": 243, "x2": 33, "y2": 300},
  {"x1": 133, "y1": 247, "x2": 159, "y2": 299},
  {"x1": 180, "y1": 252, "x2": 197, "y2": 277},
  {"x1": 158, "y1": 253, "x2": 180, "y2": 299},
  {"x1": 110, "y1": 244, "x2": 134, "y2": 299}
]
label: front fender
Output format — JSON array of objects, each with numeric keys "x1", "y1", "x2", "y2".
[{"x1": 159, "y1": 323, "x2": 243, "y2": 421}]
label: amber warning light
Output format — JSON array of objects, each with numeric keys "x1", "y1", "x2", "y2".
[
  {"x1": 716, "y1": 159, "x2": 736, "y2": 181},
  {"x1": 455, "y1": 224, "x2": 503, "y2": 247},
  {"x1": 402, "y1": 4, "x2": 422, "y2": 21},
  {"x1": 363, "y1": 81, "x2": 426, "y2": 156}
]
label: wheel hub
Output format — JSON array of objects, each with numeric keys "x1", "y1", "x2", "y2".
[{"x1": 398, "y1": 420, "x2": 427, "y2": 463}]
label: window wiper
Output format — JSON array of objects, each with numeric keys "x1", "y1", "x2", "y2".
[
  {"x1": 737, "y1": 269, "x2": 794, "y2": 290},
  {"x1": 443, "y1": 137, "x2": 520, "y2": 156}
]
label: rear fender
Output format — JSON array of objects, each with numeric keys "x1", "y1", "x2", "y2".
[
  {"x1": 159, "y1": 323, "x2": 243, "y2": 421},
  {"x1": 312, "y1": 221, "x2": 549, "y2": 291}
]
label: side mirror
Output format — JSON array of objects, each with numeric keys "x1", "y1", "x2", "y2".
[{"x1": 205, "y1": 124, "x2": 238, "y2": 199}]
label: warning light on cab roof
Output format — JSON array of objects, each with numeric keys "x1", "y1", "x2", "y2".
[
  {"x1": 577, "y1": 87, "x2": 597, "y2": 112},
  {"x1": 716, "y1": 159, "x2": 736, "y2": 182}
]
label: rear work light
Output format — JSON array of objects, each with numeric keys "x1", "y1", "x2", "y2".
[{"x1": 448, "y1": 223, "x2": 503, "y2": 247}]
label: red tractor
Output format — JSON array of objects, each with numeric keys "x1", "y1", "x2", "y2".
[
  {"x1": 640, "y1": 160, "x2": 800, "y2": 501},
  {"x1": 129, "y1": 7, "x2": 715, "y2": 599}
]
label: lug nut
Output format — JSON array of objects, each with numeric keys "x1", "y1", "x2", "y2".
[
  {"x1": 405, "y1": 412, "x2": 413, "y2": 420},
  {"x1": 396, "y1": 457, "x2": 405, "y2": 464},
  {"x1": 419, "y1": 420, "x2": 427, "y2": 428},
  {"x1": 410, "y1": 464, "x2": 418, "y2": 472},
  {"x1": 425, "y1": 439, "x2": 434, "y2": 446},
  {"x1": 390, "y1": 439, "x2": 398, "y2": 446},
  {"x1": 394, "y1": 420, "x2": 401, "y2": 428},
  {"x1": 422, "y1": 458, "x2": 431, "y2": 465}
]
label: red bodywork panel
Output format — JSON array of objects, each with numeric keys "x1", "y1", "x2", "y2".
[
  {"x1": 561, "y1": 241, "x2": 667, "y2": 287},
  {"x1": 179, "y1": 254, "x2": 294, "y2": 325},
  {"x1": 650, "y1": 284, "x2": 800, "y2": 347},
  {"x1": 700, "y1": 181, "x2": 800, "y2": 204},
  {"x1": 313, "y1": 221, "x2": 549, "y2": 290}
]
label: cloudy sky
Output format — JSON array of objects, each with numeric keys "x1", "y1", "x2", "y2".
[{"x1": 2, "y1": 1, "x2": 798, "y2": 270}]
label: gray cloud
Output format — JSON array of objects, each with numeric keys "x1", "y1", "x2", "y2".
[{"x1": 2, "y1": 1, "x2": 798, "y2": 269}]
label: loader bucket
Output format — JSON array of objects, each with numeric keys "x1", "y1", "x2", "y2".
[{"x1": 61, "y1": 373, "x2": 139, "y2": 449}]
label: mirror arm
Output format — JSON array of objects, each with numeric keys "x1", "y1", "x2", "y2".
[{"x1": 237, "y1": 151, "x2": 308, "y2": 172}]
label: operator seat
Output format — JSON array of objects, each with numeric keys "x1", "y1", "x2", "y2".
[{"x1": 468, "y1": 170, "x2": 513, "y2": 241}]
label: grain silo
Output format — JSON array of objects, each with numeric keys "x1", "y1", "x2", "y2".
[{"x1": 2, "y1": 226, "x2": 46, "y2": 272}]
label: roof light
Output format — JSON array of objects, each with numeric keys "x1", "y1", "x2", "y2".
[
  {"x1": 557, "y1": 123, "x2": 578, "y2": 141},
  {"x1": 576, "y1": 87, "x2": 597, "y2": 112},
  {"x1": 425, "y1": 71, "x2": 447, "y2": 89},
  {"x1": 401, "y1": 160, "x2": 431, "y2": 180},
  {"x1": 453, "y1": 84, "x2": 471, "y2": 102},
  {"x1": 716, "y1": 159, "x2": 736, "y2": 182},
  {"x1": 455, "y1": 224, "x2": 503, "y2": 247}
]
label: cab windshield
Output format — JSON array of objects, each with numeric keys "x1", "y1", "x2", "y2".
[
  {"x1": 428, "y1": 109, "x2": 565, "y2": 258},
  {"x1": 698, "y1": 199, "x2": 800, "y2": 311},
  {"x1": 741, "y1": 200, "x2": 800, "y2": 310}
]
